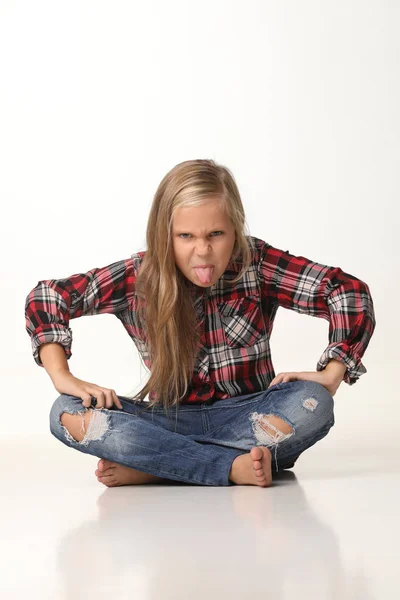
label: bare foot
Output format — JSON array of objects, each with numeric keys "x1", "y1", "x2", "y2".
[
  {"x1": 95, "y1": 459, "x2": 170, "y2": 487},
  {"x1": 229, "y1": 447, "x2": 272, "y2": 487}
]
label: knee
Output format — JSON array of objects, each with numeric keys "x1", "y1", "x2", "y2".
[
  {"x1": 253, "y1": 381, "x2": 334, "y2": 442},
  {"x1": 60, "y1": 411, "x2": 90, "y2": 443},
  {"x1": 297, "y1": 381, "x2": 335, "y2": 432},
  {"x1": 307, "y1": 381, "x2": 334, "y2": 415},
  {"x1": 49, "y1": 393, "x2": 81, "y2": 426},
  {"x1": 49, "y1": 394, "x2": 96, "y2": 443},
  {"x1": 55, "y1": 404, "x2": 110, "y2": 446}
]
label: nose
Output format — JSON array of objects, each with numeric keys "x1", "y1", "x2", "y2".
[{"x1": 195, "y1": 239, "x2": 212, "y2": 255}]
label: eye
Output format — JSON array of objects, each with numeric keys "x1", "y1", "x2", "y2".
[{"x1": 178, "y1": 231, "x2": 224, "y2": 239}]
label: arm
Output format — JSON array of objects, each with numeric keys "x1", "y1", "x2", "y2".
[
  {"x1": 324, "y1": 358, "x2": 347, "y2": 379},
  {"x1": 39, "y1": 342, "x2": 70, "y2": 382},
  {"x1": 25, "y1": 257, "x2": 137, "y2": 368},
  {"x1": 259, "y1": 242, "x2": 376, "y2": 385}
]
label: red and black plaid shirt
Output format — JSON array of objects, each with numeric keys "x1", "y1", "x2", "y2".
[{"x1": 25, "y1": 236, "x2": 376, "y2": 404}]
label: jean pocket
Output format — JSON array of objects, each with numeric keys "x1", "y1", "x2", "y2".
[{"x1": 217, "y1": 295, "x2": 265, "y2": 348}]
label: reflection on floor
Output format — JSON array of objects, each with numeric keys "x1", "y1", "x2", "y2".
[{"x1": 2, "y1": 438, "x2": 399, "y2": 599}]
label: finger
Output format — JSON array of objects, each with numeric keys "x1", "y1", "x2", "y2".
[
  {"x1": 102, "y1": 390, "x2": 114, "y2": 409},
  {"x1": 112, "y1": 391, "x2": 123, "y2": 409},
  {"x1": 82, "y1": 384, "x2": 101, "y2": 408},
  {"x1": 81, "y1": 393, "x2": 93, "y2": 408},
  {"x1": 93, "y1": 390, "x2": 105, "y2": 408},
  {"x1": 83, "y1": 388, "x2": 101, "y2": 408}
]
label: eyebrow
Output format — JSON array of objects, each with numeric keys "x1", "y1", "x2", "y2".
[{"x1": 173, "y1": 227, "x2": 225, "y2": 234}]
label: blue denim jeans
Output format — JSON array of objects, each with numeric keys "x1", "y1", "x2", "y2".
[{"x1": 49, "y1": 380, "x2": 335, "y2": 486}]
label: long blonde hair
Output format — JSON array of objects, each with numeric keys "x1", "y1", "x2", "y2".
[{"x1": 127, "y1": 159, "x2": 255, "y2": 413}]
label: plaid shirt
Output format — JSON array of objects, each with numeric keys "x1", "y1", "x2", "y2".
[{"x1": 25, "y1": 236, "x2": 376, "y2": 404}]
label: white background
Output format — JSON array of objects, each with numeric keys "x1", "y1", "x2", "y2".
[{"x1": 0, "y1": 0, "x2": 398, "y2": 446}]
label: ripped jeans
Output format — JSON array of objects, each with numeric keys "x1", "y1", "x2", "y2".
[{"x1": 49, "y1": 380, "x2": 335, "y2": 486}]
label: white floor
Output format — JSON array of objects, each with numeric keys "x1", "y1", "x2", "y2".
[{"x1": 2, "y1": 436, "x2": 399, "y2": 600}]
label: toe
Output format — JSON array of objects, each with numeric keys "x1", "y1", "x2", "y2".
[
  {"x1": 96, "y1": 466, "x2": 115, "y2": 476},
  {"x1": 97, "y1": 474, "x2": 118, "y2": 487},
  {"x1": 251, "y1": 447, "x2": 264, "y2": 461},
  {"x1": 98, "y1": 459, "x2": 113, "y2": 471}
]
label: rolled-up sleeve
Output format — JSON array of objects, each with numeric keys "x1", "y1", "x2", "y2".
[
  {"x1": 25, "y1": 257, "x2": 135, "y2": 367},
  {"x1": 259, "y1": 242, "x2": 376, "y2": 385}
]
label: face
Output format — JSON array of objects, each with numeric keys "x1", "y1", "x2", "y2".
[{"x1": 172, "y1": 199, "x2": 236, "y2": 287}]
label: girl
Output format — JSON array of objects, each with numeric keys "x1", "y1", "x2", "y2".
[{"x1": 25, "y1": 159, "x2": 376, "y2": 488}]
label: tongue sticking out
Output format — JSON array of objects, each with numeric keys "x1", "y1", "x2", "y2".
[{"x1": 194, "y1": 267, "x2": 214, "y2": 283}]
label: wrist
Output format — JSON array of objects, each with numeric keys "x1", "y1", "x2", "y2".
[{"x1": 51, "y1": 369, "x2": 72, "y2": 383}]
